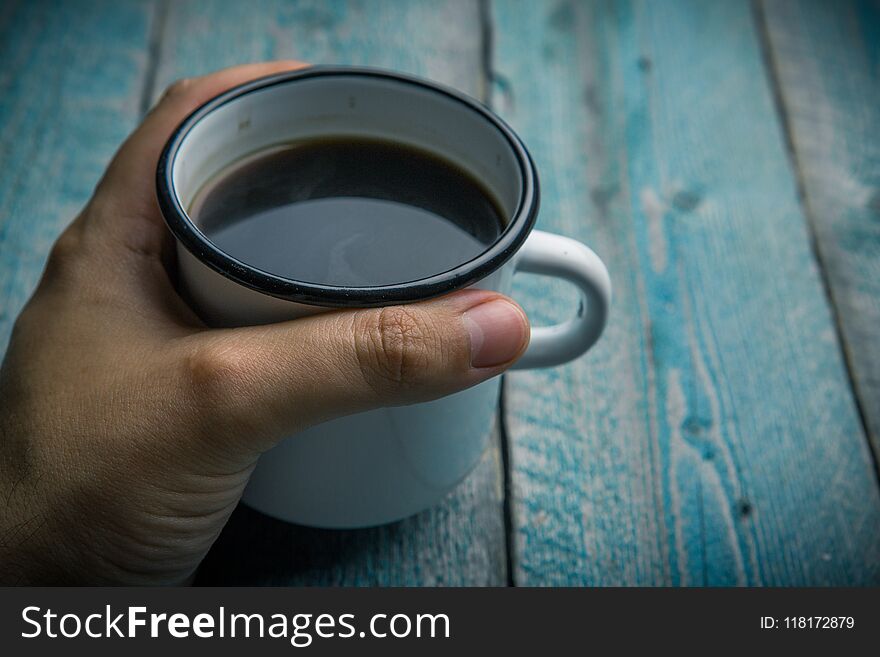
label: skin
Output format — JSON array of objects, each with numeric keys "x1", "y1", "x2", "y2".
[{"x1": 0, "y1": 62, "x2": 530, "y2": 585}]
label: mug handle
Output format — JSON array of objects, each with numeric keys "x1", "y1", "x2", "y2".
[{"x1": 511, "y1": 230, "x2": 612, "y2": 370}]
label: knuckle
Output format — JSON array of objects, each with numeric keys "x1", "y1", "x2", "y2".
[
  {"x1": 183, "y1": 339, "x2": 256, "y2": 414},
  {"x1": 162, "y1": 77, "x2": 194, "y2": 102},
  {"x1": 353, "y1": 306, "x2": 436, "y2": 391},
  {"x1": 44, "y1": 228, "x2": 87, "y2": 282}
]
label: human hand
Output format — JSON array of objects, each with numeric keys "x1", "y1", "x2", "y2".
[{"x1": 0, "y1": 62, "x2": 530, "y2": 585}]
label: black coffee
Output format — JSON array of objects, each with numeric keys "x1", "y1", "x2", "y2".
[{"x1": 189, "y1": 137, "x2": 506, "y2": 286}]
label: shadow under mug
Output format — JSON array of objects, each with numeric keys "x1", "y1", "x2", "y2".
[{"x1": 157, "y1": 66, "x2": 611, "y2": 528}]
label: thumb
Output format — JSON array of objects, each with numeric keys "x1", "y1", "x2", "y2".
[{"x1": 187, "y1": 290, "x2": 529, "y2": 455}]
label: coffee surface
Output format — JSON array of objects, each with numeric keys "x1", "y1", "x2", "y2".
[{"x1": 190, "y1": 138, "x2": 505, "y2": 286}]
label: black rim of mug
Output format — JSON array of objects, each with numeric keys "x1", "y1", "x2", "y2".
[{"x1": 156, "y1": 66, "x2": 540, "y2": 308}]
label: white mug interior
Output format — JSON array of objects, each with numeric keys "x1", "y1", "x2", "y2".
[{"x1": 171, "y1": 73, "x2": 524, "y2": 243}]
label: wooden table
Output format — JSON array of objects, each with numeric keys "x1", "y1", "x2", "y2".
[{"x1": 2, "y1": 0, "x2": 878, "y2": 585}]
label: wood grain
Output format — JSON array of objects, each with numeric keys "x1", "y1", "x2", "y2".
[
  {"x1": 3, "y1": 0, "x2": 878, "y2": 588},
  {"x1": 492, "y1": 0, "x2": 880, "y2": 585},
  {"x1": 761, "y1": 0, "x2": 880, "y2": 459},
  {"x1": 0, "y1": 0, "x2": 156, "y2": 350},
  {"x1": 146, "y1": 0, "x2": 507, "y2": 586},
  {"x1": 145, "y1": 0, "x2": 486, "y2": 105}
]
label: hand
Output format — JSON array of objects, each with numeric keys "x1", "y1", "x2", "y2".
[{"x1": 0, "y1": 62, "x2": 530, "y2": 585}]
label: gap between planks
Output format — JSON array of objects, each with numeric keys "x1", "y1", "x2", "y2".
[
  {"x1": 479, "y1": 0, "x2": 519, "y2": 588},
  {"x1": 139, "y1": 0, "x2": 170, "y2": 115},
  {"x1": 751, "y1": 0, "x2": 880, "y2": 485}
]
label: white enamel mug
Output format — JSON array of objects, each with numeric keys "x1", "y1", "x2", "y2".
[{"x1": 157, "y1": 67, "x2": 610, "y2": 528}]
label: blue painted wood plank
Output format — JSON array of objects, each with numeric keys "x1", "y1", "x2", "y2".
[
  {"x1": 146, "y1": 0, "x2": 507, "y2": 586},
  {"x1": 146, "y1": 0, "x2": 487, "y2": 104},
  {"x1": 762, "y1": 0, "x2": 880, "y2": 460},
  {"x1": 492, "y1": 0, "x2": 880, "y2": 585},
  {"x1": 0, "y1": 0, "x2": 156, "y2": 351}
]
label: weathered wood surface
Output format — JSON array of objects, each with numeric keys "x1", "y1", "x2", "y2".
[
  {"x1": 0, "y1": 0, "x2": 155, "y2": 351},
  {"x1": 148, "y1": 0, "x2": 489, "y2": 106},
  {"x1": 492, "y1": 0, "x2": 880, "y2": 585},
  {"x1": 761, "y1": 0, "x2": 880, "y2": 460},
  {"x1": 2, "y1": 0, "x2": 879, "y2": 586},
  {"x1": 147, "y1": 0, "x2": 507, "y2": 586}
]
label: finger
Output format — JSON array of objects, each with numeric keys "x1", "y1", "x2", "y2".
[
  {"x1": 184, "y1": 290, "x2": 530, "y2": 456},
  {"x1": 84, "y1": 61, "x2": 308, "y2": 261}
]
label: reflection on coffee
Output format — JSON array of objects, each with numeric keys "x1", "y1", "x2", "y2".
[{"x1": 189, "y1": 137, "x2": 506, "y2": 286}]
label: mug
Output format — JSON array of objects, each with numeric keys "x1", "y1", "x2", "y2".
[{"x1": 157, "y1": 67, "x2": 611, "y2": 528}]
